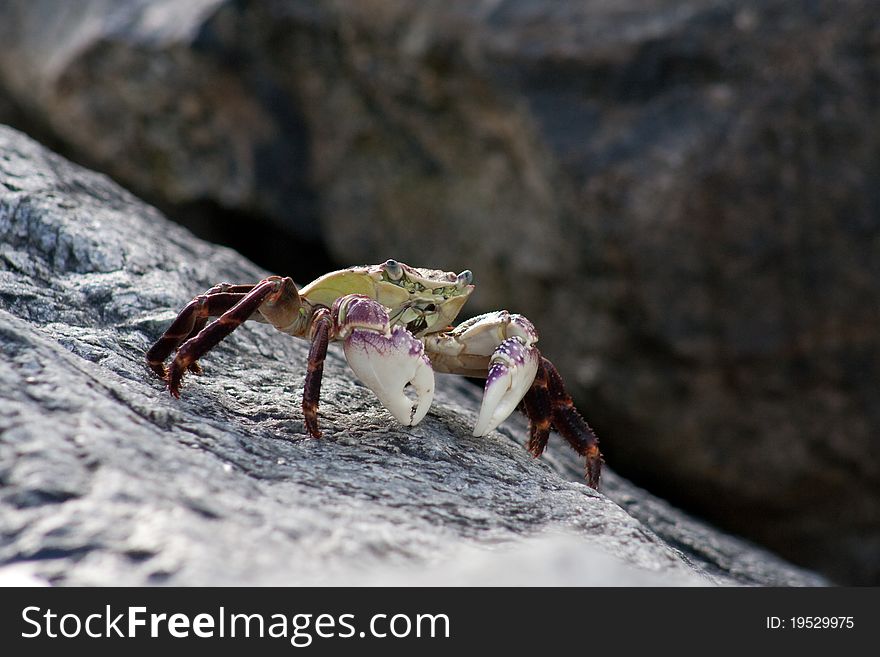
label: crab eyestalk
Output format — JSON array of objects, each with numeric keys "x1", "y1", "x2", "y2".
[
  {"x1": 383, "y1": 259, "x2": 403, "y2": 281},
  {"x1": 334, "y1": 295, "x2": 435, "y2": 426}
]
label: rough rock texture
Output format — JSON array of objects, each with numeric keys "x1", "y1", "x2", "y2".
[
  {"x1": 0, "y1": 125, "x2": 826, "y2": 587},
  {"x1": 2, "y1": 0, "x2": 873, "y2": 584}
]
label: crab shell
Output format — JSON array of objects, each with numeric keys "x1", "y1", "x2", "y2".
[{"x1": 299, "y1": 261, "x2": 474, "y2": 337}]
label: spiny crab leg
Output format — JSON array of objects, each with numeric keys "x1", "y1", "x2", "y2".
[
  {"x1": 333, "y1": 295, "x2": 435, "y2": 426},
  {"x1": 523, "y1": 357, "x2": 602, "y2": 489}
]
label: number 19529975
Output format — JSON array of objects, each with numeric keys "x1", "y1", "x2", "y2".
[
  {"x1": 766, "y1": 617, "x2": 855, "y2": 629},
  {"x1": 793, "y1": 616, "x2": 853, "y2": 629}
]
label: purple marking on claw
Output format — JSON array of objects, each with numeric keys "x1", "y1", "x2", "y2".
[
  {"x1": 345, "y1": 325, "x2": 430, "y2": 358},
  {"x1": 345, "y1": 328, "x2": 392, "y2": 354},
  {"x1": 334, "y1": 295, "x2": 390, "y2": 334},
  {"x1": 343, "y1": 325, "x2": 435, "y2": 426},
  {"x1": 508, "y1": 314, "x2": 538, "y2": 345},
  {"x1": 393, "y1": 325, "x2": 427, "y2": 357},
  {"x1": 495, "y1": 337, "x2": 529, "y2": 366},
  {"x1": 474, "y1": 337, "x2": 539, "y2": 436},
  {"x1": 486, "y1": 362, "x2": 507, "y2": 387}
]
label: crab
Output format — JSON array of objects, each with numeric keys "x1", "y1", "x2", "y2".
[{"x1": 146, "y1": 260, "x2": 602, "y2": 488}]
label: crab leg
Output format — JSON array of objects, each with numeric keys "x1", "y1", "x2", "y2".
[
  {"x1": 541, "y1": 357, "x2": 602, "y2": 489},
  {"x1": 303, "y1": 308, "x2": 332, "y2": 438},
  {"x1": 521, "y1": 361, "x2": 553, "y2": 457},
  {"x1": 333, "y1": 294, "x2": 435, "y2": 426},
  {"x1": 162, "y1": 277, "x2": 300, "y2": 396},
  {"x1": 146, "y1": 284, "x2": 255, "y2": 378},
  {"x1": 518, "y1": 356, "x2": 602, "y2": 488}
]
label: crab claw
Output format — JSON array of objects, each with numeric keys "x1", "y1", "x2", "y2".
[
  {"x1": 473, "y1": 337, "x2": 540, "y2": 437},
  {"x1": 344, "y1": 326, "x2": 434, "y2": 425},
  {"x1": 339, "y1": 294, "x2": 435, "y2": 427}
]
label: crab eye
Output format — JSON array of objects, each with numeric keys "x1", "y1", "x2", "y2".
[
  {"x1": 456, "y1": 270, "x2": 473, "y2": 287},
  {"x1": 384, "y1": 259, "x2": 403, "y2": 280}
]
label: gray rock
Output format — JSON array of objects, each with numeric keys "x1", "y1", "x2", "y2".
[
  {"x1": 0, "y1": 124, "x2": 824, "y2": 586},
  {"x1": 0, "y1": 0, "x2": 876, "y2": 584}
]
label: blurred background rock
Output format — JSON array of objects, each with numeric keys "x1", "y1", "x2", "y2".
[{"x1": 0, "y1": 0, "x2": 877, "y2": 584}]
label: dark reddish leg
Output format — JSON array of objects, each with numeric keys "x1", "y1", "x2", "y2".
[
  {"x1": 146, "y1": 283, "x2": 255, "y2": 378},
  {"x1": 178, "y1": 284, "x2": 249, "y2": 375},
  {"x1": 165, "y1": 278, "x2": 284, "y2": 396},
  {"x1": 302, "y1": 309, "x2": 333, "y2": 438},
  {"x1": 521, "y1": 356, "x2": 602, "y2": 489},
  {"x1": 543, "y1": 357, "x2": 602, "y2": 489},
  {"x1": 521, "y1": 362, "x2": 552, "y2": 458}
]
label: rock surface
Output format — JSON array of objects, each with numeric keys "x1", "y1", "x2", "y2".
[
  {"x1": 0, "y1": 125, "x2": 825, "y2": 587},
  {"x1": 0, "y1": 0, "x2": 877, "y2": 584}
]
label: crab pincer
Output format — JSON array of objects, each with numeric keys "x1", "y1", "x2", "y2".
[
  {"x1": 473, "y1": 336, "x2": 540, "y2": 437},
  {"x1": 334, "y1": 295, "x2": 435, "y2": 426}
]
